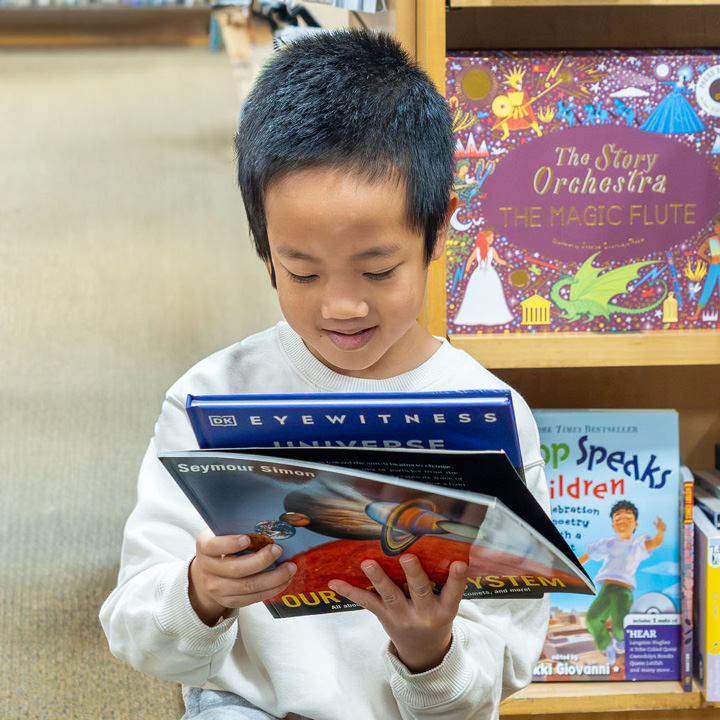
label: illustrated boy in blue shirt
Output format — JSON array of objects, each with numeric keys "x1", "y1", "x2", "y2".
[{"x1": 579, "y1": 500, "x2": 666, "y2": 664}]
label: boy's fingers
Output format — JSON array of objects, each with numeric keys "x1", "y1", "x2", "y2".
[
  {"x1": 209, "y1": 562, "x2": 297, "y2": 606},
  {"x1": 399, "y1": 554, "x2": 435, "y2": 602},
  {"x1": 327, "y1": 579, "x2": 383, "y2": 615},
  {"x1": 360, "y1": 560, "x2": 405, "y2": 608},
  {"x1": 209, "y1": 542, "x2": 284, "y2": 578},
  {"x1": 439, "y1": 561, "x2": 469, "y2": 607},
  {"x1": 197, "y1": 531, "x2": 250, "y2": 558}
]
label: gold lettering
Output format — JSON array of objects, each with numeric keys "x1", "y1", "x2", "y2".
[
  {"x1": 534, "y1": 167, "x2": 552, "y2": 195},
  {"x1": 465, "y1": 576, "x2": 483, "y2": 590},
  {"x1": 595, "y1": 143, "x2": 612, "y2": 171},
  {"x1": 539, "y1": 577, "x2": 567, "y2": 588},
  {"x1": 607, "y1": 205, "x2": 622, "y2": 225},
  {"x1": 652, "y1": 175, "x2": 667, "y2": 193}
]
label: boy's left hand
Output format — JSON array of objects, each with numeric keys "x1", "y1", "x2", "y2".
[{"x1": 328, "y1": 554, "x2": 468, "y2": 674}]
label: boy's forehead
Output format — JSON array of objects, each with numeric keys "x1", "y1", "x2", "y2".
[
  {"x1": 264, "y1": 166, "x2": 418, "y2": 238},
  {"x1": 267, "y1": 165, "x2": 404, "y2": 195}
]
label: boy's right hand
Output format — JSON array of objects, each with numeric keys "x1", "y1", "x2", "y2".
[{"x1": 189, "y1": 531, "x2": 297, "y2": 626}]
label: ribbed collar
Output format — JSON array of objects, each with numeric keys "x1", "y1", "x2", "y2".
[{"x1": 276, "y1": 322, "x2": 457, "y2": 393}]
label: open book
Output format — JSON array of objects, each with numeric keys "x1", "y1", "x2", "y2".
[{"x1": 160, "y1": 445, "x2": 595, "y2": 619}]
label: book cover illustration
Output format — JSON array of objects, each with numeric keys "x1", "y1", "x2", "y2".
[
  {"x1": 445, "y1": 50, "x2": 720, "y2": 335},
  {"x1": 159, "y1": 447, "x2": 594, "y2": 619},
  {"x1": 693, "y1": 505, "x2": 720, "y2": 702},
  {"x1": 186, "y1": 389, "x2": 524, "y2": 476},
  {"x1": 530, "y1": 410, "x2": 681, "y2": 682}
]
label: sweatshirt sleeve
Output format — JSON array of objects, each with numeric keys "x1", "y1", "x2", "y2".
[
  {"x1": 99, "y1": 440, "x2": 241, "y2": 685},
  {"x1": 99, "y1": 392, "x2": 241, "y2": 686},
  {"x1": 381, "y1": 397, "x2": 551, "y2": 720}
]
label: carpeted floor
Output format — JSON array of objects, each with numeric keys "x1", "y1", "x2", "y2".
[{"x1": 0, "y1": 46, "x2": 281, "y2": 719}]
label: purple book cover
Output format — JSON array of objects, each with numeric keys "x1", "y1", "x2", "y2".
[{"x1": 445, "y1": 50, "x2": 720, "y2": 335}]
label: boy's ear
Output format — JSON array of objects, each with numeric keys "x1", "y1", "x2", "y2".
[
  {"x1": 431, "y1": 192, "x2": 460, "y2": 262},
  {"x1": 265, "y1": 257, "x2": 277, "y2": 289}
]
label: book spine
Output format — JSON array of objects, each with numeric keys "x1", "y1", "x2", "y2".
[
  {"x1": 679, "y1": 468, "x2": 694, "y2": 692},
  {"x1": 186, "y1": 404, "x2": 212, "y2": 450},
  {"x1": 185, "y1": 393, "x2": 523, "y2": 469}
]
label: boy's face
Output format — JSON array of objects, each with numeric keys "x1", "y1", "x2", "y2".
[
  {"x1": 264, "y1": 167, "x2": 453, "y2": 379},
  {"x1": 611, "y1": 509, "x2": 638, "y2": 539}
]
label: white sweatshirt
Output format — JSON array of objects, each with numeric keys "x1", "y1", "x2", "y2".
[{"x1": 100, "y1": 322, "x2": 550, "y2": 720}]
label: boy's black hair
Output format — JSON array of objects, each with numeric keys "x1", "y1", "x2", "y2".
[
  {"x1": 235, "y1": 29, "x2": 455, "y2": 264},
  {"x1": 610, "y1": 500, "x2": 638, "y2": 519}
]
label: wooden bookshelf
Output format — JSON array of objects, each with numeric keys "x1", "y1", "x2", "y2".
[
  {"x1": 444, "y1": 0, "x2": 720, "y2": 50},
  {"x1": 407, "y1": 0, "x2": 720, "y2": 473},
  {"x1": 383, "y1": 0, "x2": 720, "y2": 714}
]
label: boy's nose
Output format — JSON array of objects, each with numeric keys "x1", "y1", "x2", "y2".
[{"x1": 320, "y1": 289, "x2": 370, "y2": 320}]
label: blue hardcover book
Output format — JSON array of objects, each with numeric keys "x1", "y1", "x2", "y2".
[
  {"x1": 530, "y1": 409, "x2": 681, "y2": 683},
  {"x1": 186, "y1": 390, "x2": 525, "y2": 479}
]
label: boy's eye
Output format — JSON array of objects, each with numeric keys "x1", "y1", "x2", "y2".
[
  {"x1": 365, "y1": 268, "x2": 396, "y2": 281},
  {"x1": 286, "y1": 270, "x2": 317, "y2": 284}
]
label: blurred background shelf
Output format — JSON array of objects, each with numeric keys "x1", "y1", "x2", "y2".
[{"x1": 0, "y1": 6, "x2": 212, "y2": 46}]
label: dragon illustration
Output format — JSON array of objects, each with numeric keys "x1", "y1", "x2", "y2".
[{"x1": 550, "y1": 252, "x2": 668, "y2": 322}]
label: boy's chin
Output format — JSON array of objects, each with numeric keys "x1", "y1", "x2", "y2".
[
  {"x1": 316, "y1": 349, "x2": 385, "y2": 378},
  {"x1": 304, "y1": 339, "x2": 388, "y2": 378}
]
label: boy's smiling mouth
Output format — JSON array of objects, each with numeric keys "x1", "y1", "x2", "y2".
[{"x1": 324, "y1": 327, "x2": 377, "y2": 351}]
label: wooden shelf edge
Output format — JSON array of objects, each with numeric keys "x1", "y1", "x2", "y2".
[
  {"x1": 500, "y1": 680, "x2": 702, "y2": 715},
  {"x1": 450, "y1": 0, "x2": 720, "y2": 7},
  {"x1": 448, "y1": 330, "x2": 720, "y2": 369}
]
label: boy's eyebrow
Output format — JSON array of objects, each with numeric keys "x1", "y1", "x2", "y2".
[
  {"x1": 355, "y1": 244, "x2": 402, "y2": 259},
  {"x1": 275, "y1": 246, "x2": 316, "y2": 261},
  {"x1": 275, "y1": 243, "x2": 402, "y2": 261}
]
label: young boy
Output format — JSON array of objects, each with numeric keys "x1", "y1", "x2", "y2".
[{"x1": 100, "y1": 30, "x2": 550, "y2": 720}]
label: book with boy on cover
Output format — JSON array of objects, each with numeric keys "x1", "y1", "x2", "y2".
[
  {"x1": 159, "y1": 445, "x2": 595, "y2": 619},
  {"x1": 530, "y1": 409, "x2": 681, "y2": 683}
]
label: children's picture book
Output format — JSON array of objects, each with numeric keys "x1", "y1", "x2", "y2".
[
  {"x1": 530, "y1": 409, "x2": 681, "y2": 683},
  {"x1": 445, "y1": 50, "x2": 720, "y2": 336},
  {"x1": 159, "y1": 446, "x2": 594, "y2": 619},
  {"x1": 693, "y1": 505, "x2": 720, "y2": 702},
  {"x1": 186, "y1": 390, "x2": 525, "y2": 477}
]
